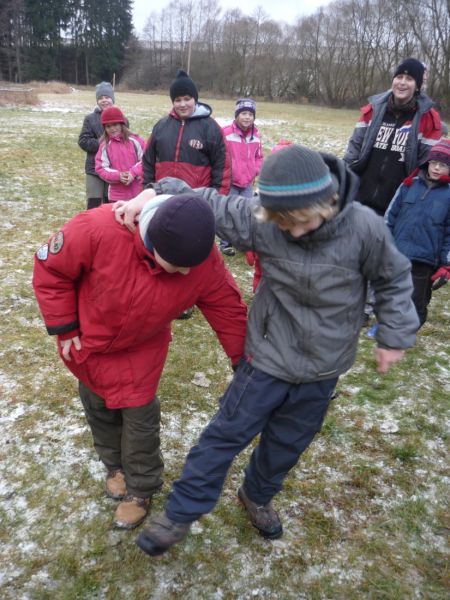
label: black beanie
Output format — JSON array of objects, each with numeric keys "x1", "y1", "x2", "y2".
[
  {"x1": 147, "y1": 194, "x2": 215, "y2": 267},
  {"x1": 393, "y1": 58, "x2": 425, "y2": 91},
  {"x1": 169, "y1": 70, "x2": 198, "y2": 103},
  {"x1": 258, "y1": 145, "x2": 334, "y2": 210}
]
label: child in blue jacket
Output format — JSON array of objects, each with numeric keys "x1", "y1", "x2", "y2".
[{"x1": 385, "y1": 139, "x2": 450, "y2": 326}]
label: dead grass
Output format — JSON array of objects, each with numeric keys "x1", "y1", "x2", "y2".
[
  {"x1": 28, "y1": 80, "x2": 72, "y2": 94},
  {"x1": 0, "y1": 87, "x2": 39, "y2": 106}
]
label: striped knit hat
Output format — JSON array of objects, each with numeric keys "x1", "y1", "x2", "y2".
[
  {"x1": 258, "y1": 144, "x2": 334, "y2": 210},
  {"x1": 427, "y1": 139, "x2": 450, "y2": 168},
  {"x1": 235, "y1": 98, "x2": 256, "y2": 117}
]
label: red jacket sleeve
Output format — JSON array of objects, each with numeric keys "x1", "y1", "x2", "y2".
[
  {"x1": 33, "y1": 213, "x2": 94, "y2": 337},
  {"x1": 196, "y1": 247, "x2": 247, "y2": 365}
]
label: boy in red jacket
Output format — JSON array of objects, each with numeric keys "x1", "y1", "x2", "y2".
[{"x1": 33, "y1": 195, "x2": 247, "y2": 530}]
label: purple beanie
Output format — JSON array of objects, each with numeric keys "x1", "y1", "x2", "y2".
[
  {"x1": 148, "y1": 194, "x2": 216, "y2": 267},
  {"x1": 235, "y1": 98, "x2": 256, "y2": 118}
]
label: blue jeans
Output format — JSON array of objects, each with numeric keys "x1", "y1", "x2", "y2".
[{"x1": 166, "y1": 361, "x2": 337, "y2": 522}]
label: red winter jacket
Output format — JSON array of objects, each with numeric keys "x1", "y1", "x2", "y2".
[
  {"x1": 143, "y1": 103, "x2": 231, "y2": 194},
  {"x1": 33, "y1": 205, "x2": 247, "y2": 409}
]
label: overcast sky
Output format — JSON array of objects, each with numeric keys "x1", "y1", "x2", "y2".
[{"x1": 132, "y1": 0, "x2": 331, "y2": 35}]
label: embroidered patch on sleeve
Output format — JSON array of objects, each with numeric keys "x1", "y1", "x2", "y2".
[
  {"x1": 36, "y1": 244, "x2": 49, "y2": 261},
  {"x1": 49, "y1": 231, "x2": 64, "y2": 254}
]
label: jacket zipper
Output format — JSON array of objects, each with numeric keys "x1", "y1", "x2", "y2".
[{"x1": 174, "y1": 121, "x2": 185, "y2": 162}]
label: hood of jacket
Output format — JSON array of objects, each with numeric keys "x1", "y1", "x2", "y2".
[{"x1": 170, "y1": 101, "x2": 212, "y2": 121}]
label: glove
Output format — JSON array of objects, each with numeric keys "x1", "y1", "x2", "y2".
[
  {"x1": 431, "y1": 266, "x2": 450, "y2": 291},
  {"x1": 245, "y1": 251, "x2": 256, "y2": 267}
]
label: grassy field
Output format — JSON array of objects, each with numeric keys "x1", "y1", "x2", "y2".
[{"x1": 0, "y1": 89, "x2": 448, "y2": 600}]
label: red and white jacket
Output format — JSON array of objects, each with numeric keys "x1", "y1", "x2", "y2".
[
  {"x1": 33, "y1": 205, "x2": 247, "y2": 409},
  {"x1": 222, "y1": 121, "x2": 264, "y2": 189},
  {"x1": 95, "y1": 133, "x2": 145, "y2": 201},
  {"x1": 143, "y1": 103, "x2": 232, "y2": 194}
]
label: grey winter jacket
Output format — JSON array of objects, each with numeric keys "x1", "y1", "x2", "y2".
[
  {"x1": 344, "y1": 90, "x2": 442, "y2": 175},
  {"x1": 154, "y1": 154, "x2": 419, "y2": 383},
  {"x1": 78, "y1": 107, "x2": 103, "y2": 175}
]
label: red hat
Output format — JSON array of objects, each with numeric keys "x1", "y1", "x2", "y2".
[
  {"x1": 427, "y1": 139, "x2": 450, "y2": 168},
  {"x1": 101, "y1": 106, "x2": 126, "y2": 126}
]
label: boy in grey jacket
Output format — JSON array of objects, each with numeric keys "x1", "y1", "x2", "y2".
[{"x1": 114, "y1": 144, "x2": 419, "y2": 556}]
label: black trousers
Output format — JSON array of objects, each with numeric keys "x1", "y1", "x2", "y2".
[
  {"x1": 411, "y1": 261, "x2": 434, "y2": 327},
  {"x1": 79, "y1": 382, "x2": 163, "y2": 498}
]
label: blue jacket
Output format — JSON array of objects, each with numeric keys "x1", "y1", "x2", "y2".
[{"x1": 385, "y1": 170, "x2": 450, "y2": 267}]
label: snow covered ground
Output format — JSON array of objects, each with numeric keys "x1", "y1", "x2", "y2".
[{"x1": 0, "y1": 92, "x2": 448, "y2": 599}]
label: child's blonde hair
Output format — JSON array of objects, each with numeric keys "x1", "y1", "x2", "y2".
[{"x1": 257, "y1": 193, "x2": 339, "y2": 225}]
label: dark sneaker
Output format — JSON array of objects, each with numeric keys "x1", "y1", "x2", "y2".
[
  {"x1": 106, "y1": 468, "x2": 126, "y2": 500},
  {"x1": 238, "y1": 486, "x2": 283, "y2": 539},
  {"x1": 136, "y1": 513, "x2": 192, "y2": 556},
  {"x1": 176, "y1": 307, "x2": 194, "y2": 320},
  {"x1": 113, "y1": 495, "x2": 150, "y2": 529},
  {"x1": 221, "y1": 246, "x2": 236, "y2": 257}
]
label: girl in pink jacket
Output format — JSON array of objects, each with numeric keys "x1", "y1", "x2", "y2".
[
  {"x1": 222, "y1": 98, "x2": 264, "y2": 198},
  {"x1": 220, "y1": 98, "x2": 264, "y2": 257},
  {"x1": 95, "y1": 106, "x2": 145, "y2": 201}
]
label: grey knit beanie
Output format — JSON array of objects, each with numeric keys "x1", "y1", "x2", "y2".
[
  {"x1": 258, "y1": 144, "x2": 334, "y2": 210},
  {"x1": 95, "y1": 81, "x2": 115, "y2": 102}
]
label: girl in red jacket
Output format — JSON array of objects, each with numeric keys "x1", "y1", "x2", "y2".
[
  {"x1": 33, "y1": 195, "x2": 247, "y2": 530},
  {"x1": 95, "y1": 106, "x2": 145, "y2": 201}
]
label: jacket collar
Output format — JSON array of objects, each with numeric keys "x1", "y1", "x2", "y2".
[{"x1": 368, "y1": 89, "x2": 435, "y2": 115}]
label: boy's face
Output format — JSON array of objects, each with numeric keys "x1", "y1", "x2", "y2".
[
  {"x1": 428, "y1": 160, "x2": 450, "y2": 180},
  {"x1": 236, "y1": 110, "x2": 255, "y2": 131},
  {"x1": 391, "y1": 74, "x2": 416, "y2": 105},
  {"x1": 97, "y1": 95, "x2": 113, "y2": 110},
  {"x1": 173, "y1": 95, "x2": 196, "y2": 119},
  {"x1": 154, "y1": 249, "x2": 190, "y2": 275},
  {"x1": 276, "y1": 213, "x2": 324, "y2": 239}
]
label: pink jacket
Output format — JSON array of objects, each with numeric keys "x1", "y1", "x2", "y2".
[
  {"x1": 95, "y1": 134, "x2": 145, "y2": 200},
  {"x1": 222, "y1": 121, "x2": 263, "y2": 189}
]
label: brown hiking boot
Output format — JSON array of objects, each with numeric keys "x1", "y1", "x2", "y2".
[
  {"x1": 238, "y1": 486, "x2": 283, "y2": 539},
  {"x1": 105, "y1": 469, "x2": 126, "y2": 500},
  {"x1": 113, "y1": 495, "x2": 150, "y2": 529},
  {"x1": 136, "y1": 513, "x2": 192, "y2": 556}
]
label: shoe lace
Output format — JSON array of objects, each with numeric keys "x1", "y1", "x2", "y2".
[{"x1": 123, "y1": 494, "x2": 148, "y2": 508}]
